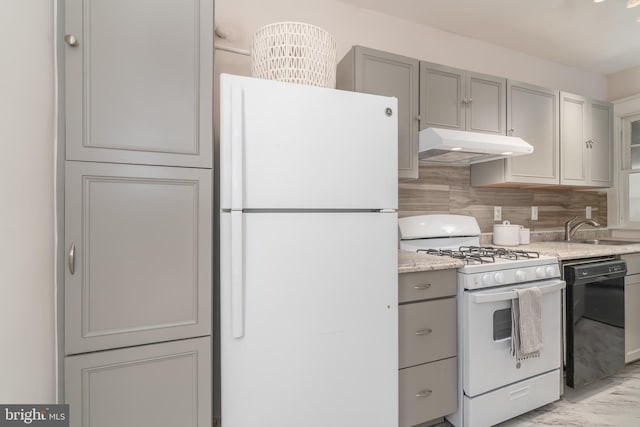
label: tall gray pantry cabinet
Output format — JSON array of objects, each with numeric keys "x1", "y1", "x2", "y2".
[{"x1": 59, "y1": 1, "x2": 214, "y2": 426}]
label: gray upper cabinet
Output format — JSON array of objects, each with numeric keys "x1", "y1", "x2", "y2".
[
  {"x1": 337, "y1": 46, "x2": 419, "y2": 179},
  {"x1": 420, "y1": 62, "x2": 506, "y2": 135},
  {"x1": 507, "y1": 81, "x2": 559, "y2": 184},
  {"x1": 472, "y1": 81, "x2": 559, "y2": 186},
  {"x1": 64, "y1": 0, "x2": 213, "y2": 168},
  {"x1": 590, "y1": 99, "x2": 613, "y2": 186},
  {"x1": 64, "y1": 161, "x2": 212, "y2": 355},
  {"x1": 560, "y1": 92, "x2": 588, "y2": 185},
  {"x1": 420, "y1": 62, "x2": 464, "y2": 131},
  {"x1": 560, "y1": 92, "x2": 612, "y2": 187}
]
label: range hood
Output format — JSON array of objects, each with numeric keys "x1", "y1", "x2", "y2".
[{"x1": 418, "y1": 127, "x2": 534, "y2": 164}]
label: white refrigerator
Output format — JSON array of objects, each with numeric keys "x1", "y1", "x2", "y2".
[{"x1": 219, "y1": 74, "x2": 398, "y2": 427}]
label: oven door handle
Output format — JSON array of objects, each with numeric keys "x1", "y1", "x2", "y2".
[{"x1": 470, "y1": 279, "x2": 566, "y2": 304}]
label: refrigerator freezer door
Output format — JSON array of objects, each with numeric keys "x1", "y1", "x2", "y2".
[
  {"x1": 220, "y1": 211, "x2": 398, "y2": 427},
  {"x1": 220, "y1": 74, "x2": 398, "y2": 210}
]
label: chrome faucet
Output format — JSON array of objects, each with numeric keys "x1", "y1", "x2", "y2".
[{"x1": 564, "y1": 216, "x2": 601, "y2": 241}]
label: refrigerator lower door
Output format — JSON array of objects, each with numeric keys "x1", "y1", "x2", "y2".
[{"x1": 220, "y1": 211, "x2": 398, "y2": 427}]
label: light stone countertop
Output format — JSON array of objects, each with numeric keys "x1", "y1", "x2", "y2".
[
  {"x1": 507, "y1": 241, "x2": 640, "y2": 261},
  {"x1": 398, "y1": 240, "x2": 640, "y2": 273},
  {"x1": 398, "y1": 250, "x2": 464, "y2": 274}
]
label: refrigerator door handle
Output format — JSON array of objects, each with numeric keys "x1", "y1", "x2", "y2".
[
  {"x1": 231, "y1": 211, "x2": 244, "y2": 338},
  {"x1": 230, "y1": 86, "x2": 244, "y2": 210}
]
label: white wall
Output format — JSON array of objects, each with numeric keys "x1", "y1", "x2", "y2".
[
  {"x1": 0, "y1": 1, "x2": 56, "y2": 402},
  {"x1": 215, "y1": 0, "x2": 608, "y2": 100},
  {"x1": 608, "y1": 66, "x2": 640, "y2": 101}
]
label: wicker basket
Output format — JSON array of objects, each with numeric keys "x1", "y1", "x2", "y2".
[{"x1": 250, "y1": 22, "x2": 337, "y2": 88}]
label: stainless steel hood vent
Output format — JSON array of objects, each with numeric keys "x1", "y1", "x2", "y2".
[{"x1": 418, "y1": 127, "x2": 534, "y2": 164}]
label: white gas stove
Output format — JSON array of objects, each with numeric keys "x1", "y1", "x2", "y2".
[
  {"x1": 399, "y1": 215, "x2": 564, "y2": 427},
  {"x1": 399, "y1": 214, "x2": 560, "y2": 289}
]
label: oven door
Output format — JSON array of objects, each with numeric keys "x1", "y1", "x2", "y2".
[{"x1": 462, "y1": 278, "x2": 565, "y2": 397}]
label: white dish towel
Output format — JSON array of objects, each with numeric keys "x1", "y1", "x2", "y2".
[{"x1": 511, "y1": 287, "x2": 543, "y2": 360}]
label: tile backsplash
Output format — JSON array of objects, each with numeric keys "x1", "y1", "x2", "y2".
[{"x1": 399, "y1": 162, "x2": 607, "y2": 233}]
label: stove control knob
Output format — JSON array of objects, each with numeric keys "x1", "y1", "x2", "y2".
[
  {"x1": 482, "y1": 274, "x2": 493, "y2": 286},
  {"x1": 494, "y1": 272, "x2": 505, "y2": 284},
  {"x1": 515, "y1": 270, "x2": 526, "y2": 281},
  {"x1": 535, "y1": 267, "x2": 546, "y2": 279},
  {"x1": 546, "y1": 266, "x2": 556, "y2": 277}
]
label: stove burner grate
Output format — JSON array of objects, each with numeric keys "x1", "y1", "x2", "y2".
[
  {"x1": 459, "y1": 246, "x2": 540, "y2": 260},
  {"x1": 417, "y1": 246, "x2": 541, "y2": 264},
  {"x1": 417, "y1": 248, "x2": 495, "y2": 265}
]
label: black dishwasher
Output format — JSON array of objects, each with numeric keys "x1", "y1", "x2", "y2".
[{"x1": 564, "y1": 258, "x2": 627, "y2": 388}]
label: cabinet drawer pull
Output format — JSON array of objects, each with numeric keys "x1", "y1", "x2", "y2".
[
  {"x1": 415, "y1": 389, "x2": 433, "y2": 398},
  {"x1": 413, "y1": 283, "x2": 431, "y2": 290},
  {"x1": 415, "y1": 328, "x2": 433, "y2": 336},
  {"x1": 68, "y1": 243, "x2": 76, "y2": 275}
]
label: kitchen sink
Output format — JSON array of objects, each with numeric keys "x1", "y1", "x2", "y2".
[{"x1": 564, "y1": 239, "x2": 640, "y2": 245}]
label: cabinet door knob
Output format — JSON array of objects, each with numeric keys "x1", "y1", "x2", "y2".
[
  {"x1": 415, "y1": 328, "x2": 433, "y2": 336},
  {"x1": 467, "y1": 97, "x2": 472, "y2": 104},
  {"x1": 414, "y1": 115, "x2": 421, "y2": 121},
  {"x1": 415, "y1": 389, "x2": 433, "y2": 398},
  {"x1": 64, "y1": 34, "x2": 79, "y2": 47},
  {"x1": 508, "y1": 128, "x2": 514, "y2": 136},
  {"x1": 68, "y1": 243, "x2": 76, "y2": 274}
]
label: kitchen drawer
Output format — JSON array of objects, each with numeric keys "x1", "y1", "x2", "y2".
[
  {"x1": 399, "y1": 297, "x2": 456, "y2": 368},
  {"x1": 399, "y1": 269, "x2": 456, "y2": 303},
  {"x1": 399, "y1": 357, "x2": 457, "y2": 427},
  {"x1": 463, "y1": 369, "x2": 559, "y2": 427},
  {"x1": 622, "y1": 253, "x2": 640, "y2": 275}
]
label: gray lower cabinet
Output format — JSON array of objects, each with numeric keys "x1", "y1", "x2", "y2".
[
  {"x1": 65, "y1": 336, "x2": 211, "y2": 427},
  {"x1": 64, "y1": 161, "x2": 212, "y2": 355},
  {"x1": 471, "y1": 81, "x2": 559, "y2": 186},
  {"x1": 63, "y1": 0, "x2": 213, "y2": 168},
  {"x1": 419, "y1": 62, "x2": 506, "y2": 135},
  {"x1": 560, "y1": 92, "x2": 612, "y2": 187},
  {"x1": 399, "y1": 298, "x2": 456, "y2": 369},
  {"x1": 398, "y1": 269, "x2": 457, "y2": 427},
  {"x1": 399, "y1": 358, "x2": 457, "y2": 427},
  {"x1": 622, "y1": 253, "x2": 640, "y2": 363},
  {"x1": 337, "y1": 46, "x2": 419, "y2": 179}
]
